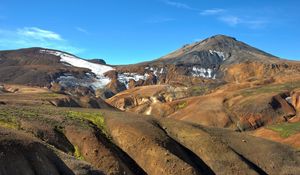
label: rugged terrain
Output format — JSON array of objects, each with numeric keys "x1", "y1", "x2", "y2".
[
  {"x1": 113, "y1": 35, "x2": 300, "y2": 86},
  {"x1": 2, "y1": 35, "x2": 300, "y2": 97},
  {"x1": 1, "y1": 34, "x2": 300, "y2": 174},
  {"x1": 0, "y1": 85, "x2": 300, "y2": 175}
]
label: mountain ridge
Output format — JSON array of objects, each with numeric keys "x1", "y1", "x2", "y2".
[{"x1": 1, "y1": 34, "x2": 300, "y2": 96}]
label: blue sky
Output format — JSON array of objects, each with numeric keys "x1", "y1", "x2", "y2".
[{"x1": 0, "y1": 0, "x2": 299, "y2": 64}]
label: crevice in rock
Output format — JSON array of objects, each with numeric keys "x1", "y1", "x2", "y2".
[
  {"x1": 91, "y1": 124, "x2": 147, "y2": 175},
  {"x1": 229, "y1": 147, "x2": 268, "y2": 175},
  {"x1": 153, "y1": 121, "x2": 215, "y2": 175}
]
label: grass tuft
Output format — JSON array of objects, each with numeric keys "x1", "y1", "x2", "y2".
[
  {"x1": 0, "y1": 120, "x2": 19, "y2": 129},
  {"x1": 74, "y1": 145, "x2": 84, "y2": 160},
  {"x1": 66, "y1": 111, "x2": 108, "y2": 136},
  {"x1": 240, "y1": 81, "x2": 300, "y2": 97},
  {"x1": 267, "y1": 122, "x2": 300, "y2": 138},
  {"x1": 177, "y1": 101, "x2": 187, "y2": 110}
]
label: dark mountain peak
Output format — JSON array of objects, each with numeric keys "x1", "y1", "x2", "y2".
[
  {"x1": 207, "y1": 34, "x2": 237, "y2": 42},
  {"x1": 197, "y1": 34, "x2": 242, "y2": 50},
  {"x1": 88, "y1": 58, "x2": 106, "y2": 65},
  {"x1": 189, "y1": 35, "x2": 237, "y2": 48},
  {"x1": 157, "y1": 34, "x2": 278, "y2": 65}
]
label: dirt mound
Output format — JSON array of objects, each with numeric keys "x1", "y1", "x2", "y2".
[
  {"x1": 158, "y1": 118, "x2": 300, "y2": 175},
  {"x1": 19, "y1": 120, "x2": 74, "y2": 153},
  {"x1": 102, "y1": 111, "x2": 300, "y2": 175},
  {"x1": 64, "y1": 125, "x2": 139, "y2": 175},
  {"x1": 0, "y1": 128, "x2": 103, "y2": 175},
  {"x1": 105, "y1": 114, "x2": 201, "y2": 175},
  {"x1": 167, "y1": 93, "x2": 231, "y2": 127}
]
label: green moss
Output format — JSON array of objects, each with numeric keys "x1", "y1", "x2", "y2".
[
  {"x1": 0, "y1": 106, "x2": 65, "y2": 130},
  {"x1": 267, "y1": 122, "x2": 300, "y2": 138},
  {"x1": 66, "y1": 111, "x2": 108, "y2": 136},
  {"x1": 0, "y1": 107, "x2": 33, "y2": 118},
  {"x1": 40, "y1": 92, "x2": 63, "y2": 99},
  {"x1": 0, "y1": 111, "x2": 9, "y2": 117},
  {"x1": 189, "y1": 86, "x2": 209, "y2": 96},
  {"x1": 0, "y1": 109, "x2": 19, "y2": 129},
  {"x1": 0, "y1": 105, "x2": 110, "y2": 138},
  {"x1": 177, "y1": 101, "x2": 187, "y2": 110},
  {"x1": 0, "y1": 120, "x2": 18, "y2": 129},
  {"x1": 241, "y1": 81, "x2": 300, "y2": 97},
  {"x1": 74, "y1": 145, "x2": 84, "y2": 160},
  {"x1": 21, "y1": 110, "x2": 39, "y2": 118}
]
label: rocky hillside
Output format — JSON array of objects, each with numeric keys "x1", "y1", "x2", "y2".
[
  {"x1": 1, "y1": 35, "x2": 300, "y2": 98},
  {"x1": 0, "y1": 85, "x2": 300, "y2": 175},
  {"x1": 0, "y1": 47, "x2": 113, "y2": 88},
  {"x1": 114, "y1": 35, "x2": 300, "y2": 88}
]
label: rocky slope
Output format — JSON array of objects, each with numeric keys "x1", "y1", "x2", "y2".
[
  {"x1": 1, "y1": 35, "x2": 300, "y2": 97},
  {"x1": 107, "y1": 76, "x2": 300, "y2": 131},
  {"x1": 0, "y1": 47, "x2": 115, "y2": 92},
  {"x1": 0, "y1": 85, "x2": 300, "y2": 175},
  {"x1": 114, "y1": 35, "x2": 300, "y2": 87}
]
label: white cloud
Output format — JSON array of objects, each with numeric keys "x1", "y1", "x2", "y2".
[
  {"x1": 17, "y1": 27, "x2": 62, "y2": 40},
  {"x1": 200, "y1": 9, "x2": 225, "y2": 16},
  {"x1": 219, "y1": 16, "x2": 241, "y2": 26},
  {"x1": 219, "y1": 16, "x2": 267, "y2": 28},
  {"x1": 75, "y1": 27, "x2": 89, "y2": 34},
  {"x1": 0, "y1": 27, "x2": 83, "y2": 54},
  {"x1": 163, "y1": 0, "x2": 195, "y2": 10},
  {"x1": 199, "y1": 8, "x2": 268, "y2": 29}
]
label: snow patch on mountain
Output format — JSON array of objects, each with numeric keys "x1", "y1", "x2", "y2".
[
  {"x1": 40, "y1": 49, "x2": 114, "y2": 88},
  {"x1": 60, "y1": 53, "x2": 113, "y2": 75},
  {"x1": 57, "y1": 75, "x2": 90, "y2": 88},
  {"x1": 118, "y1": 72, "x2": 149, "y2": 88},
  {"x1": 145, "y1": 67, "x2": 165, "y2": 75},
  {"x1": 191, "y1": 66, "x2": 215, "y2": 79},
  {"x1": 56, "y1": 74, "x2": 111, "y2": 89},
  {"x1": 209, "y1": 50, "x2": 226, "y2": 60}
]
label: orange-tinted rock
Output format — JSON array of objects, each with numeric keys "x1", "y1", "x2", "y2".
[
  {"x1": 144, "y1": 72, "x2": 157, "y2": 85},
  {"x1": 291, "y1": 90, "x2": 300, "y2": 112},
  {"x1": 272, "y1": 94, "x2": 296, "y2": 119},
  {"x1": 105, "y1": 78, "x2": 126, "y2": 94}
]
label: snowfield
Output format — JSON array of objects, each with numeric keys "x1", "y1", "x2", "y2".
[
  {"x1": 191, "y1": 66, "x2": 215, "y2": 79},
  {"x1": 118, "y1": 72, "x2": 149, "y2": 88},
  {"x1": 40, "y1": 49, "x2": 114, "y2": 88},
  {"x1": 59, "y1": 53, "x2": 114, "y2": 75},
  {"x1": 209, "y1": 50, "x2": 226, "y2": 61}
]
